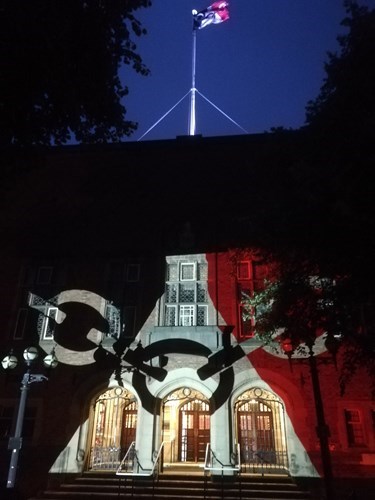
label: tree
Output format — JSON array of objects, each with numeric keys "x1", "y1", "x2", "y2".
[
  {"x1": 0, "y1": 1, "x2": 152, "y2": 146},
  {"x1": 241, "y1": 252, "x2": 375, "y2": 395},
  {"x1": 246, "y1": 2, "x2": 375, "y2": 392},
  {"x1": 305, "y1": 0, "x2": 375, "y2": 149}
]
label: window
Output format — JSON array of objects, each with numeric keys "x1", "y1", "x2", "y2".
[
  {"x1": 0, "y1": 404, "x2": 36, "y2": 440},
  {"x1": 238, "y1": 286, "x2": 255, "y2": 338},
  {"x1": 123, "y1": 306, "x2": 136, "y2": 338},
  {"x1": 165, "y1": 305, "x2": 177, "y2": 326},
  {"x1": 164, "y1": 260, "x2": 208, "y2": 327},
  {"x1": 239, "y1": 304, "x2": 255, "y2": 338},
  {"x1": 127, "y1": 264, "x2": 140, "y2": 282},
  {"x1": 13, "y1": 308, "x2": 29, "y2": 340},
  {"x1": 105, "y1": 303, "x2": 121, "y2": 339},
  {"x1": 107, "y1": 261, "x2": 125, "y2": 284},
  {"x1": 0, "y1": 405, "x2": 14, "y2": 440},
  {"x1": 344, "y1": 409, "x2": 365, "y2": 447},
  {"x1": 180, "y1": 263, "x2": 196, "y2": 281},
  {"x1": 37, "y1": 266, "x2": 53, "y2": 285},
  {"x1": 236, "y1": 259, "x2": 269, "y2": 338},
  {"x1": 19, "y1": 266, "x2": 34, "y2": 286},
  {"x1": 23, "y1": 407, "x2": 37, "y2": 439},
  {"x1": 42, "y1": 307, "x2": 58, "y2": 340},
  {"x1": 237, "y1": 261, "x2": 251, "y2": 280}
]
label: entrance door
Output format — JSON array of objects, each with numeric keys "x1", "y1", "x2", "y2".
[
  {"x1": 237, "y1": 400, "x2": 275, "y2": 463},
  {"x1": 89, "y1": 387, "x2": 137, "y2": 470},
  {"x1": 179, "y1": 399, "x2": 210, "y2": 462},
  {"x1": 235, "y1": 389, "x2": 288, "y2": 471}
]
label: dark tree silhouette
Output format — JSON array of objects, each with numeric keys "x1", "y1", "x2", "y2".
[
  {"x1": 0, "y1": 1, "x2": 152, "y2": 146},
  {"x1": 241, "y1": 1, "x2": 375, "y2": 392},
  {"x1": 305, "y1": 0, "x2": 375, "y2": 149}
]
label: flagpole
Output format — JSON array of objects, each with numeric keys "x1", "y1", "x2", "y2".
[
  {"x1": 189, "y1": 23, "x2": 197, "y2": 136},
  {"x1": 136, "y1": 4, "x2": 247, "y2": 141}
]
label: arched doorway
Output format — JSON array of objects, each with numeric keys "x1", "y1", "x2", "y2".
[
  {"x1": 89, "y1": 386, "x2": 137, "y2": 470},
  {"x1": 162, "y1": 388, "x2": 210, "y2": 465},
  {"x1": 235, "y1": 387, "x2": 288, "y2": 472}
]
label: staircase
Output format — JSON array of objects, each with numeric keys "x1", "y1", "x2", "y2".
[{"x1": 28, "y1": 471, "x2": 312, "y2": 500}]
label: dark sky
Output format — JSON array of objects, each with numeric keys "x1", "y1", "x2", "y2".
[{"x1": 121, "y1": 0, "x2": 375, "y2": 142}]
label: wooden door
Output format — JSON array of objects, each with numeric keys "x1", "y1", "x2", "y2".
[
  {"x1": 179, "y1": 399, "x2": 210, "y2": 462},
  {"x1": 237, "y1": 400, "x2": 276, "y2": 463}
]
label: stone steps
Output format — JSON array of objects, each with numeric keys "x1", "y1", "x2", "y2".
[{"x1": 28, "y1": 472, "x2": 312, "y2": 500}]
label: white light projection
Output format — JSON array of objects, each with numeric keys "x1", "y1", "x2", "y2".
[{"x1": 29, "y1": 289, "x2": 120, "y2": 365}]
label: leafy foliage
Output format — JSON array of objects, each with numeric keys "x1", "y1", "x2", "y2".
[
  {"x1": 241, "y1": 253, "x2": 375, "y2": 393},
  {"x1": 0, "y1": 0, "x2": 152, "y2": 146}
]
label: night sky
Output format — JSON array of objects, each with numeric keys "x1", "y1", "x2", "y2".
[{"x1": 121, "y1": 0, "x2": 375, "y2": 142}]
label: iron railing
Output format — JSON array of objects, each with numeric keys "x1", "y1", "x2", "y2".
[
  {"x1": 116, "y1": 441, "x2": 165, "y2": 477},
  {"x1": 90, "y1": 446, "x2": 123, "y2": 470},
  {"x1": 204, "y1": 443, "x2": 241, "y2": 473}
]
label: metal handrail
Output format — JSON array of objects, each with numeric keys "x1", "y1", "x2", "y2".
[
  {"x1": 150, "y1": 441, "x2": 164, "y2": 475},
  {"x1": 204, "y1": 443, "x2": 241, "y2": 473},
  {"x1": 116, "y1": 441, "x2": 164, "y2": 477}
]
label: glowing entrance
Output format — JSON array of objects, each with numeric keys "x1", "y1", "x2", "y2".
[
  {"x1": 89, "y1": 387, "x2": 137, "y2": 470},
  {"x1": 235, "y1": 388, "x2": 288, "y2": 472},
  {"x1": 162, "y1": 388, "x2": 210, "y2": 465}
]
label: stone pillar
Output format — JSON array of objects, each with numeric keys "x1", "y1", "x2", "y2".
[
  {"x1": 210, "y1": 402, "x2": 234, "y2": 476},
  {"x1": 135, "y1": 406, "x2": 155, "y2": 472}
]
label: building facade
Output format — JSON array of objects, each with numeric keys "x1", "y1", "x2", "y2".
[{"x1": 1, "y1": 135, "x2": 374, "y2": 498}]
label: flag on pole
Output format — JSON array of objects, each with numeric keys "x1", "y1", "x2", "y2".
[{"x1": 193, "y1": 2, "x2": 230, "y2": 30}]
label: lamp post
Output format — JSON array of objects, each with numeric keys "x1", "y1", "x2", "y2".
[
  {"x1": 281, "y1": 337, "x2": 337, "y2": 500},
  {"x1": 1, "y1": 346, "x2": 58, "y2": 489}
]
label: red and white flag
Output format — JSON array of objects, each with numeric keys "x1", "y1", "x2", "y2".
[{"x1": 193, "y1": 2, "x2": 230, "y2": 30}]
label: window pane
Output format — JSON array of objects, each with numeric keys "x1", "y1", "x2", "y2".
[
  {"x1": 180, "y1": 263, "x2": 195, "y2": 281},
  {"x1": 197, "y1": 283, "x2": 207, "y2": 302},
  {"x1": 179, "y1": 283, "x2": 195, "y2": 303},
  {"x1": 167, "y1": 264, "x2": 178, "y2": 281},
  {"x1": 165, "y1": 306, "x2": 176, "y2": 326},
  {"x1": 239, "y1": 305, "x2": 255, "y2": 338},
  {"x1": 345, "y1": 409, "x2": 365, "y2": 447},
  {"x1": 23, "y1": 407, "x2": 37, "y2": 439},
  {"x1": 107, "y1": 261, "x2": 125, "y2": 284},
  {"x1": 197, "y1": 263, "x2": 208, "y2": 281},
  {"x1": 105, "y1": 304, "x2": 121, "y2": 339},
  {"x1": 197, "y1": 306, "x2": 207, "y2": 326},
  {"x1": 166, "y1": 284, "x2": 177, "y2": 303},
  {"x1": 123, "y1": 306, "x2": 136, "y2": 338},
  {"x1": 37, "y1": 266, "x2": 53, "y2": 284},
  {"x1": 127, "y1": 264, "x2": 140, "y2": 282},
  {"x1": 43, "y1": 307, "x2": 58, "y2": 340},
  {"x1": 13, "y1": 308, "x2": 28, "y2": 340},
  {"x1": 237, "y1": 261, "x2": 251, "y2": 280},
  {"x1": 0, "y1": 405, "x2": 14, "y2": 439},
  {"x1": 179, "y1": 306, "x2": 194, "y2": 326}
]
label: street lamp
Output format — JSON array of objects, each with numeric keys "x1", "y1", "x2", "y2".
[
  {"x1": 281, "y1": 335, "x2": 340, "y2": 500},
  {"x1": 1, "y1": 346, "x2": 58, "y2": 489}
]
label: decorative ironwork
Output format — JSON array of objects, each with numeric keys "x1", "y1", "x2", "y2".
[
  {"x1": 235, "y1": 388, "x2": 288, "y2": 473},
  {"x1": 105, "y1": 303, "x2": 121, "y2": 338},
  {"x1": 89, "y1": 387, "x2": 137, "y2": 471}
]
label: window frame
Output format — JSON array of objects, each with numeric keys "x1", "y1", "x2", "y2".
[
  {"x1": 180, "y1": 262, "x2": 196, "y2": 281},
  {"x1": 13, "y1": 308, "x2": 29, "y2": 340},
  {"x1": 344, "y1": 408, "x2": 366, "y2": 448},
  {"x1": 126, "y1": 263, "x2": 140, "y2": 282},
  {"x1": 179, "y1": 305, "x2": 195, "y2": 326},
  {"x1": 164, "y1": 259, "x2": 208, "y2": 327},
  {"x1": 237, "y1": 261, "x2": 252, "y2": 280},
  {"x1": 36, "y1": 266, "x2": 53, "y2": 285},
  {"x1": 42, "y1": 306, "x2": 58, "y2": 340}
]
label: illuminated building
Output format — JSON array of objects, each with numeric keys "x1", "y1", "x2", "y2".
[{"x1": 1, "y1": 134, "x2": 374, "y2": 499}]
